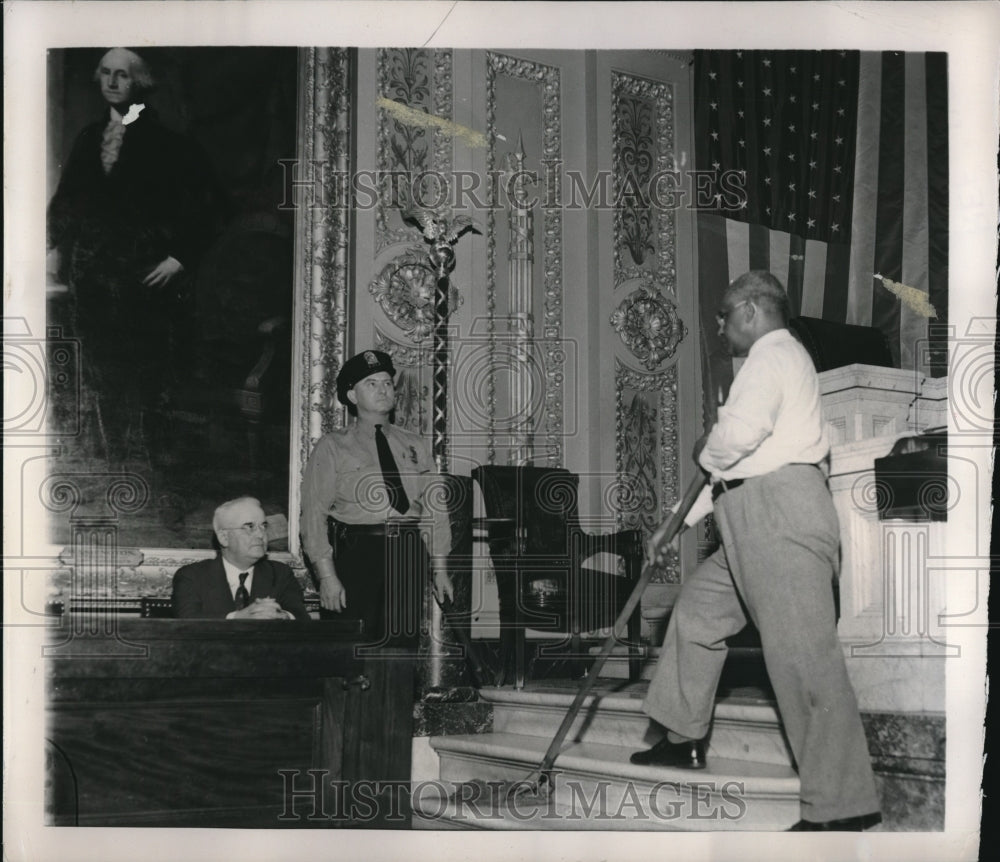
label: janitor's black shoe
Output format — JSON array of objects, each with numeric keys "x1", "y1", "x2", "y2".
[
  {"x1": 629, "y1": 737, "x2": 706, "y2": 769},
  {"x1": 788, "y1": 812, "x2": 882, "y2": 831}
]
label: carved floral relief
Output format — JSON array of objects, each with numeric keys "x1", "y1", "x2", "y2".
[
  {"x1": 610, "y1": 282, "x2": 687, "y2": 371},
  {"x1": 376, "y1": 49, "x2": 454, "y2": 251},
  {"x1": 612, "y1": 72, "x2": 675, "y2": 292},
  {"x1": 368, "y1": 247, "x2": 463, "y2": 343},
  {"x1": 617, "y1": 96, "x2": 656, "y2": 266}
]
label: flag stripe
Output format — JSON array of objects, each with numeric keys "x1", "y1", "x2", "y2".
[
  {"x1": 900, "y1": 53, "x2": 930, "y2": 372},
  {"x1": 726, "y1": 218, "x2": 751, "y2": 285},
  {"x1": 925, "y1": 51, "x2": 949, "y2": 378},
  {"x1": 821, "y1": 240, "x2": 851, "y2": 321},
  {"x1": 697, "y1": 213, "x2": 736, "y2": 398},
  {"x1": 786, "y1": 233, "x2": 806, "y2": 316},
  {"x1": 769, "y1": 228, "x2": 791, "y2": 296},
  {"x1": 749, "y1": 222, "x2": 770, "y2": 271},
  {"x1": 801, "y1": 238, "x2": 828, "y2": 318},
  {"x1": 871, "y1": 52, "x2": 906, "y2": 368},
  {"x1": 846, "y1": 52, "x2": 882, "y2": 327}
]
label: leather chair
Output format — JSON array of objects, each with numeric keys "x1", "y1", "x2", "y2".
[
  {"x1": 428, "y1": 473, "x2": 508, "y2": 690},
  {"x1": 471, "y1": 465, "x2": 643, "y2": 688}
]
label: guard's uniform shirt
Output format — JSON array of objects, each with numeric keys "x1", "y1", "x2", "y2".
[{"x1": 300, "y1": 419, "x2": 451, "y2": 565}]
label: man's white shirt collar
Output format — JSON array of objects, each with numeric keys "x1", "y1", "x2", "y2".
[{"x1": 222, "y1": 557, "x2": 253, "y2": 594}]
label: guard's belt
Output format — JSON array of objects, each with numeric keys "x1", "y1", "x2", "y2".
[
  {"x1": 327, "y1": 518, "x2": 420, "y2": 537},
  {"x1": 327, "y1": 517, "x2": 422, "y2": 556}
]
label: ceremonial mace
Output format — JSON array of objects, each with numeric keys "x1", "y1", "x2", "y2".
[{"x1": 403, "y1": 212, "x2": 479, "y2": 473}]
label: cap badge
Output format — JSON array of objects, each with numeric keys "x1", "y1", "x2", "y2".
[{"x1": 364, "y1": 351, "x2": 378, "y2": 366}]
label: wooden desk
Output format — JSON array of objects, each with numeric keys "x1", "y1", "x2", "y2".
[{"x1": 46, "y1": 619, "x2": 416, "y2": 828}]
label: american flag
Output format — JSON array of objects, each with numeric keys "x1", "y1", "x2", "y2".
[{"x1": 694, "y1": 50, "x2": 949, "y2": 400}]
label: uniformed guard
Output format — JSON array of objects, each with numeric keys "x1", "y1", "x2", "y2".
[{"x1": 300, "y1": 350, "x2": 453, "y2": 644}]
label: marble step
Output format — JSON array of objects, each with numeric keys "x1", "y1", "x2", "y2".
[
  {"x1": 590, "y1": 644, "x2": 658, "y2": 680},
  {"x1": 480, "y1": 685, "x2": 794, "y2": 768},
  {"x1": 594, "y1": 644, "x2": 764, "y2": 680},
  {"x1": 417, "y1": 732, "x2": 799, "y2": 831}
]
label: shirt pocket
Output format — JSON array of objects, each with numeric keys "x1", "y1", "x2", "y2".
[
  {"x1": 338, "y1": 463, "x2": 385, "y2": 513},
  {"x1": 399, "y1": 442, "x2": 423, "y2": 470}
]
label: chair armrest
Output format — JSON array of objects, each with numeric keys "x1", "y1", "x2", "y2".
[
  {"x1": 471, "y1": 517, "x2": 517, "y2": 532},
  {"x1": 472, "y1": 516, "x2": 519, "y2": 544},
  {"x1": 570, "y1": 526, "x2": 644, "y2": 576}
]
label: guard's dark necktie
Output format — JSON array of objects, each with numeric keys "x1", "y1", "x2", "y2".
[
  {"x1": 375, "y1": 424, "x2": 410, "y2": 514},
  {"x1": 235, "y1": 572, "x2": 250, "y2": 610}
]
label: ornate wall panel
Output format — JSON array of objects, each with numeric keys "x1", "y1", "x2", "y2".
[
  {"x1": 610, "y1": 70, "x2": 684, "y2": 583},
  {"x1": 615, "y1": 362, "x2": 681, "y2": 583},
  {"x1": 288, "y1": 48, "x2": 353, "y2": 559},
  {"x1": 370, "y1": 48, "x2": 455, "y2": 457},
  {"x1": 376, "y1": 49, "x2": 454, "y2": 251},
  {"x1": 485, "y1": 52, "x2": 563, "y2": 466},
  {"x1": 297, "y1": 48, "x2": 352, "y2": 446},
  {"x1": 612, "y1": 72, "x2": 676, "y2": 292}
]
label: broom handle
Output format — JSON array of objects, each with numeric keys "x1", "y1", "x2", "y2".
[{"x1": 534, "y1": 472, "x2": 709, "y2": 779}]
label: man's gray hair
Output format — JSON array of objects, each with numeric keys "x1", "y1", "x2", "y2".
[
  {"x1": 93, "y1": 47, "x2": 156, "y2": 95},
  {"x1": 212, "y1": 497, "x2": 262, "y2": 535},
  {"x1": 726, "y1": 270, "x2": 791, "y2": 323}
]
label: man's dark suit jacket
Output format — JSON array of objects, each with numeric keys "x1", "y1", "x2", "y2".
[
  {"x1": 171, "y1": 556, "x2": 310, "y2": 620},
  {"x1": 48, "y1": 107, "x2": 224, "y2": 278},
  {"x1": 47, "y1": 108, "x2": 228, "y2": 413}
]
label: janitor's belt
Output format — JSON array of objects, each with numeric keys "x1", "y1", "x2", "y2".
[
  {"x1": 711, "y1": 463, "x2": 822, "y2": 502},
  {"x1": 711, "y1": 477, "x2": 745, "y2": 501}
]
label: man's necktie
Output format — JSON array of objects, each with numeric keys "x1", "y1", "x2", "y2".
[
  {"x1": 375, "y1": 424, "x2": 410, "y2": 514},
  {"x1": 235, "y1": 572, "x2": 250, "y2": 610}
]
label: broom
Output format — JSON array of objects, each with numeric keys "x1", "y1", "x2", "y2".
[{"x1": 450, "y1": 471, "x2": 709, "y2": 807}]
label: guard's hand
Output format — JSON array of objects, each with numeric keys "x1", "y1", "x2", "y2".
[
  {"x1": 432, "y1": 568, "x2": 454, "y2": 605},
  {"x1": 142, "y1": 255, "x2": 184, "y2": 287},
  {"x1": 319, "y1": 575, "x2": 346, "y2": 612}
]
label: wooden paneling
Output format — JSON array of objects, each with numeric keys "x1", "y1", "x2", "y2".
[
  {"x1": 46, "y1": 620, "x2": 414, "y2": 828},
  {"x1": 49, "y1": 696, "x2": 322, "y2": 826}
]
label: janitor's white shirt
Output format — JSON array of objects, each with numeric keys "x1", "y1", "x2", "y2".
[{"x1": 686, "y1": 327, "x2": 829, "y2": 524}]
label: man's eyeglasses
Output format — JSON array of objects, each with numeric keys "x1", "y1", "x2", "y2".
[
  {"x1": 225, "y1": 521, "x2": 269, "y2": 535},
  {"x1": 715, "y1": 299, "x2": 750, "y2": 326}
]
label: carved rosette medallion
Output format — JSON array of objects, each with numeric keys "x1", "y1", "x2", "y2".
[
  {"x1": 610, "y1": 283, "x2": 687, "y2": 372},
  {"x1": 612, "y1": 72, "x2": 675, "y2": 293},
  {"x1": 376, "y1": 49, "x2": 454, "y2": 252},
  {"x1": 486, "y1": 52, "x2": 563, "y2": 466},
  {"x1": 369, "y1": 247, "x2": 463, "y2": 343},
  {"x1": 615, "y1": 360, "x2": 680, "y2": 583}
]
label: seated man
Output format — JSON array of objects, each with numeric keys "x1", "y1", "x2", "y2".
[{"x1": 172, "y1": 496, "x2": 309, "y2": 620}]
